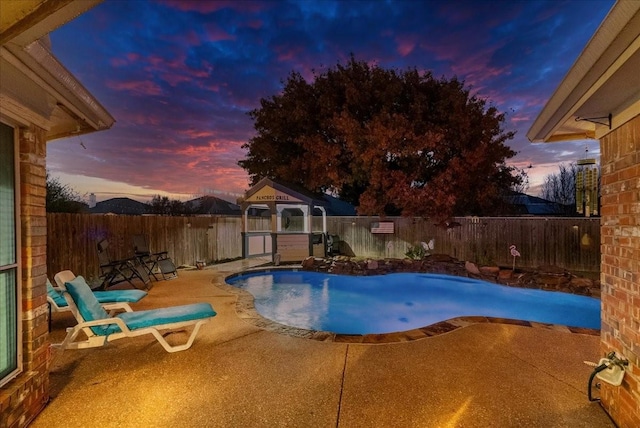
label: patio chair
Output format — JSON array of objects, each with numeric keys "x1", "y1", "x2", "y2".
[
  {"x1": 97, "y1": 239, "x2": 151, "y2": 290},
  {"x1": 50, "y1": 271, "x2": 147, "y2": 313},
  {"x1": 47, "y1": 274, "x2": 146, "y2": 333},
  {"x1": 132, "y1": 234, "x2": 177, "y2": 280},
  {"x1": 52, "y1": 275, "x2": 216, "y2": 353}
]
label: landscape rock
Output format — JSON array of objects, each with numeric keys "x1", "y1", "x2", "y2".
[
  {"x1": 465, "y1": 261, "x2": 480, "y2": 275},
  {"x1": 570, "y1": 277, "x2": 593, "y2": 288},
  {"x1": 498, "y1": 269, "x2": 513, "y2": 280},
  {"x1": 479, "y1": 266, "x2": 500, "y2": 276},
  {"x1": 538, "y1": 265, "x2": 567, "y2": 275},
  {"x1": 301, "y1": 255, "x2": 598, "y2": 297},
  {"x1": 301, "y1": 256, "x2": 316, "y2": 269}
]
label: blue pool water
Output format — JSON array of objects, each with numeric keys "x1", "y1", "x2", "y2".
[{"x1": 226, "y1": 271, "x2": 601, "y2": 334}]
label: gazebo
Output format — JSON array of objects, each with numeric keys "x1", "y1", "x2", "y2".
[{"x1": 240, "y1": 178, "x2": 328, "y2": 263}]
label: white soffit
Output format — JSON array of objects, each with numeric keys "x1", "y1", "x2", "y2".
[
  {"x1": 527, "y1": 1, "x2": 640, "y2": 143},
  {"x1": 1, "y1": 0, "x2": 99, "y2": 47},
  {"x1": 0, "y1": 0, "x2": 114, "y2": 140}
]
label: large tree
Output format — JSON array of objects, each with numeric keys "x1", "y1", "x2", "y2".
[{"x1": 240, "y1": 57, "x2": 520, "y2": 219}]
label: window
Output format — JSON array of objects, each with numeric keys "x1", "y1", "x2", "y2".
[{"x1": 0, "y1": 122, "x2": 20, "y2": 387}]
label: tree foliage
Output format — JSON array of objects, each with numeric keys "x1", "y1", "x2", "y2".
[
  {"x1": 146, "y1": 195, "x2": 189, "y2": 216},
  {"x1": 511, "y1": 167, "x2": 530, "y2": 194},
  {"x1": 46, "y1": 173, "x2": 87, "y2": 213},
  {"x1": 240, "y1": 56, "x2": 520, "y2": 219},
  {"x1": 539, "y1": 163, "x2": 578, "y2": 208}
]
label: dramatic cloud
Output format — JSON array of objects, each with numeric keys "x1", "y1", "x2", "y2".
[{"x1": 48, "y1": 0, "x2": 613, "y2": 203}]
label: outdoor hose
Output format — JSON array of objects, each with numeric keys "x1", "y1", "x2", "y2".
[{"x1": 588, "y1": 362, "x2": 609, "y2": 402}]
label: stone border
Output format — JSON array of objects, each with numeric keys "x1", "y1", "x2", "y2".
[
  {"x1": 215, "y1": 268, "x2": 599, "y2": 344},
  {"x1": 302, "y1": 255, "x2": 601, "y2": 298}
]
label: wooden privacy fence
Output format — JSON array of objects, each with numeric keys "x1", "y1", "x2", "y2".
[
  {"x1": 47, "y1": 214, "x2": 601, "y2": 281},
  {"x1": 319, "y1": 216, "x2": 601, "y2": 274},
  {"x1": 47, "y1": 213, "x2": 245, "y2": 283}
]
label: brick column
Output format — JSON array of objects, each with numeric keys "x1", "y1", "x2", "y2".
[
  {"x1": 599, "y1": 114, "x2": 640, "y2": 428},
  {"x1": 0, "y1": 124, "x2": 50, "y2": 427}
]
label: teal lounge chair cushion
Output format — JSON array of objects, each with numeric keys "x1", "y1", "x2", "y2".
[
  {"x1": 65, "y1": 275, "x2": 216, "y2": 336},
  {"x1": 47, "y1": 279, "x2": 67, "y2": 307},
  {"x1": 48, "y1": 279, "x2": 146, "y2": 308},
  {"x1": 93, "y1": 289, "x2": 147, "y2": 303},
  {"x1": 117, "y1": 303, "x2": 217, "y2": 331},
  {"x1": 65, "y1": 276, "x2": 117, "y2": 335}
]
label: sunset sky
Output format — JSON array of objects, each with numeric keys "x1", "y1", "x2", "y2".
[{"x1": 48, "y1": 0, "x2": 614, "y2": 204}]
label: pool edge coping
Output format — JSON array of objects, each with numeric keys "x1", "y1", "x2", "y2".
[{"x1": 214, "y1": 267, "x2": 600, "y2": 344}]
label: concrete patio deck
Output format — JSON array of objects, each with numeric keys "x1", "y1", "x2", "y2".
[{"x1": 32, "y1": 260, "x2": 615, "y2": 427}]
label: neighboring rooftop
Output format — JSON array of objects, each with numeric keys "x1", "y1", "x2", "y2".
[
  {"x1": 185, "y1": 196, "x2": 241, "y2": 215},
  {"x1": 320, "y1": 194, "x2": 357, "y2": 216},
  {"x1": 89, "y1": 197, "x2": 148, "y2": 215},
  {"x1": 505, "y1": 192, "x2": 572, "y2": 216}
]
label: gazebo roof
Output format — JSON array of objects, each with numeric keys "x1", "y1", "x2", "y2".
[{"x1": 242, "y1": 178, "x2": 328, "y2": 207}]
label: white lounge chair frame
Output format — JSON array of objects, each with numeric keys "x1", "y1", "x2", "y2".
[
  {"x1": 47, "y1": 292, "x2": 135, "y2": 315},
  {"x1": 49, "y1": 271, "x2": 141, "y2": 316},
  {"x1": 56, "y1": 313, "x2": 210, "y2": 353},
  {"x1": 52, "y1": 277, "x2": 214, "y2": 354}
]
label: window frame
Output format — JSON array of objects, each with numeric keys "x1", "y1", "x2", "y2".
[{"x1": 0, "y1": 120, "x2": 22, "y2": 388}]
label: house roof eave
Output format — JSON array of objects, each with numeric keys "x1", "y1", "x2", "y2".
[
  {"x1": 527, "y1": 1, "x2": 640, "y2": 143},
  {"x1": 0, "y1": 0, "x2": 114, "y2": 140}
]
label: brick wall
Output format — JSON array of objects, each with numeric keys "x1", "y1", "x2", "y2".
[
  {"x1": 0, "y1": 125, "x2": 50, "y2": 427},
  {"x1": 599, "y1": 114, "x2": 640, "y2": 428}
]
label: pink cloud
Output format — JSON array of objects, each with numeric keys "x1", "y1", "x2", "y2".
[
  {"x1": 185, "y1": 30, "x2": 200, "y2": 46},
  {"x1": 244, "y1": 19, "x2": 263, "y2": 30},
  {"x1": 204, "y1": 23, "x2": 236, "y2": 42},
  {"x1": 125, "y1": 112, "x2": 162, "y2": 126},
  {"x1": 110, "y1": 57, "x2": 128, "y2": 67},
  {"x1": 106, "y1": 79, "x2": 163, "y2": 96},
  {"x1": 177, "y1": 129, "x2": 217, "y2": 139},
  {"x1": 138, "y1": 52, "x2": 210, "y2": 87},
  {"x1": 161, "y1": 0, "x2": 268, "y2": 14},
  {"x1": 275, "y1": 45, "x2": 305, "y2": 62},
  {"x1": 160, "y1": 72, "x2": 191, "y2": 87},
  {"x1": 110, "y1": 52, "x2": 141, "y2": 68},
  {"x1": 510, "y1": 114, "x2": 531, "y2": 124},
  {"x1": 395, "y1": 35, "x2": 417, "y2": 57}
]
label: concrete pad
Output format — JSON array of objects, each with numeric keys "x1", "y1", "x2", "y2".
[
  {"x1": 35, "y1": 267, "x2": 615, "y2": 428},
  {"x1": 43, "y1": 329, "x2": 347, "y2": 427},
  {"x1": 339, "y1": 324, "x2": 613, "y2": 427}
]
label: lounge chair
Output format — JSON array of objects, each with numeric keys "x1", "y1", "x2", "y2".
[
  {"x1": 53, "y1": 275, "x2": 216, "y2": 353},
  {"x1": 49, "y1": 271, "x2": 147, "y2": 314},
  {"x1": 97, "y1": 239, "x2": 151, "y2": 290},
  {"x1": 132, "y1": 234, "x2": 177, "y2": 280}
]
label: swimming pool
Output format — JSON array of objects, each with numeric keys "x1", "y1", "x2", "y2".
[{"x1": 226, "y1": 271, "x2": 600, "y2": 334}]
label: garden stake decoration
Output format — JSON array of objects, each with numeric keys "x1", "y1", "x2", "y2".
[
  {"x1": 510, "y1": 245, "x2": 521, "y2": 270},
  {"x1": 421, "y1": 239, "x2": 435, "y2": 254}
]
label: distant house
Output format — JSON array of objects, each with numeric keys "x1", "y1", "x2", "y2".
[
  {"x1": 319, "y1": 194, "x2": 357, "y2": 216},
  {"x1": 504, "y1": 192, "x2": 572, "y2": 216},
  {"x1": 185, "y1": 196, "x2": 241, "y2": 215},
  {"x1": 90, "y1": 197, "x2": 149, "y2": 215}
]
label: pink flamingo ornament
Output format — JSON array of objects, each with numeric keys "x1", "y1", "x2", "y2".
[{"x1": 509, "y1": 245, "x2": 521, "y2": 270}]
